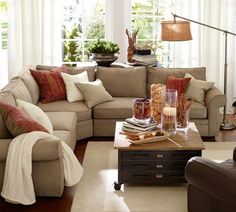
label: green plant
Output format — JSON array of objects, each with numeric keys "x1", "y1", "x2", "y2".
[{"x1": 88, "y1": 39, "x2": 119, "y2": 54}]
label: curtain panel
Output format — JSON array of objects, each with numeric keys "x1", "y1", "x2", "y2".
[{"x1": 7, "y1": 0, "x2": 62, "y2": 80}]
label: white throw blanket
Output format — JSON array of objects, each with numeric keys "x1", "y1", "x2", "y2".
[{"x1": 1, "y1": 131, "x2": 83, "y2": 205}]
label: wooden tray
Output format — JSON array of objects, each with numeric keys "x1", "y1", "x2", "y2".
[{"x1": 127, "y1": 133, "x2": 169, "y2": 145}]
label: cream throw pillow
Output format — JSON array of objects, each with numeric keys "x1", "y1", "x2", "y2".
[
  {"x1": 75, "y1": 79, "x2": 113, "y2": 108},
  {"x1": 61, "y1": 71, "x2": 89, "y2": 102},
  {"x1": 184, "y1": 73, "x2": 214, "y2": 104},
  {"x1": 16, "y1": 99, "x2": 53, "y2": 134}
]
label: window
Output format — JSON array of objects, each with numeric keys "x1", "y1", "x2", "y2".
[
  {"x1": 131, "y1": 0, "x2": 170, "y2": 67},
  {"x1": 62, "y1": 0, "x2": 105, "y2": 66},
  {"x1": 0, "y1": 0, "x2": 8, "y2": 88}
]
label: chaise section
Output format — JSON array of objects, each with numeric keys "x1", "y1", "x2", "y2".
[
  {"x1": 38, "y1": 101, "x2": 93, "y2": 141},
  {"x1": 46, "y1": 112, "x2": 78, "y2": 150}
]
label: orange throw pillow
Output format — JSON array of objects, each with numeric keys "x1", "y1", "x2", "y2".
[
  {"x1": 0, "y1": 101, "x2": 48, "y2": 137},
  {"x1": 30, "y1": 66, "x2": 68, "y2": 103},
  {"x1": 166, "y1": 76, "x2": 191, "y2": 97}
]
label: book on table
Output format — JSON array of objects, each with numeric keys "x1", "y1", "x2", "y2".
[{"x1": 122, "y1": 119, "x2": 157, "y2": 132}]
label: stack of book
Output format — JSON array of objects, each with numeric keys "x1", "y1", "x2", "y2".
[
  {"x1": 132, "y1": 54, "x2": 157, "y2": 66},
  {"x1": 122, "y1": 117, "x2": 157, "y2": 133}
]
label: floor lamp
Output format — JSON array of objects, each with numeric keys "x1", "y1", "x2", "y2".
[{"x1": 161, "y1": 13, "x2": 236, "y2": 130}]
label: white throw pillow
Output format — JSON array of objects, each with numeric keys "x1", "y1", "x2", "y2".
[
  {"x1": 61, "y1": 72, "x2": 89, "y2": 102},
  {"x1": 184, "y1": 73, "x2": 215, "y2": 104},
  {"x1": 75, "y1": 79, "x2": 113, "y2": 108},
  {"x1": 16, "y1": 99, "x2": 53, "y2": 134}
]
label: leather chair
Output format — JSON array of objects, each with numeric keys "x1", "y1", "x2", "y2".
[{"x1": 185, "y1": 147, "x2": 236, "y2": 212}]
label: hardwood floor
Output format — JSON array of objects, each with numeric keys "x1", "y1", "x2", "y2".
[{"x1": 0, "y1": 115, "x2": 236, "y2": 212}]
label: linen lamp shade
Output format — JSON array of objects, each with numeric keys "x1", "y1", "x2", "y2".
[{"x1": 161, "y1": 20, "x2": 192, "y2": 41}]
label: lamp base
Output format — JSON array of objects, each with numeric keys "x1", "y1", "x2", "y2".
[{"x1": 220, "y1": 120, "x2": 236, "y2": 130}]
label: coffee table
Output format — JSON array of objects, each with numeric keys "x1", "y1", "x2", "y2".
[{"x1": 113, "y1": 122, "x2": 205, "y2": 190}]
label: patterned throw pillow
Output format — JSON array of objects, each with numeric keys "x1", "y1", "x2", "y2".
[
  {"x1": 30, "y1": 66, "x2": 68, "y2": 103},
  {"x1": 166, "y1": 76, "x2": 191, "y2": 97},
  {"x1": 0, "y1": 101, "x2": 48, "y2": 137}
]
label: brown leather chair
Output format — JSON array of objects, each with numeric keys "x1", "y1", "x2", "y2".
[{"x1": 185, "y1": 147, "x2": 236, "y2": 212}]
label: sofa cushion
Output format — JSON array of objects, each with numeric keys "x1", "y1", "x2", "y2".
[
  {"x1": 147, "y1": 67, "x2": 206, "y2": 97},
  {"x1": 36, "y1": 65, "x2": 96, "y2": 82},
  {"x1": 0, "y1": 92, "x2": 15, "y2": 139},
  {"x1": 46, "y1": 112, "x2": 77, "y2": 131},
  {"x1": 93, "y1": 97, "x2": 134, "y2": 119},
  {"x1": 96, "y1": 67, "x2": 147, "y2": 98},
  {"x1": 30, "y1": 67, "x2": 67, "y2": 103},
  {"x1": 190, "y1": 101, "x2": 207, "y2": 119},
  {"x1": 38, "y1": 101, "x2": 91, "y2": 122},
  {"x1": 0, "y1": 101, "x2": 48, "y2": 137},
  {"x1": 16, "y1": 99, "x2": 53, "y2": 134},
  {"x1": 13, "y1": 70, "x2": 40, "y2": 104},
  {"x1": 0, "y1": 138, "x2": 60, "y2": 162},
  {"x1": 2, "y1": 78, "x2": 32, "y2": 103},
  {"x1": 75, "y1": 79, "x2": 113, "y2": 108},
  {"x1": 185, "y1": 73, "x2": 215, "y2": 104}
]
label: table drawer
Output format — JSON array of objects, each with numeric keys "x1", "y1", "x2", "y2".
[
  {"x1": 120, "y1": 150, "x2": 200, "y2": 161},
  {"x1": 122, "y1": 160, "x2": 187, "y2": 171},
  {"x1": 122, "y1": 170, "x2": 185, "y2": 184}
]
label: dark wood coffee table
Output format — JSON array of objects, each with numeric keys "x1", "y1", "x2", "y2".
[{"x1": 113, "y1": 122, "x2": 205, "y2": 190}]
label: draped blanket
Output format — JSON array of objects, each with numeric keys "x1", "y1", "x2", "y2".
[{"x1": 1, "y1": 131, "x2": 83, "y2": 205}]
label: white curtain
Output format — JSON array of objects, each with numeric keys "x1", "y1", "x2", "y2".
[
  {"x1": 7, "y1": 0, "x2": 63, "y2": 80},
  {"x1": 165, "y1": 0, "x2": 236, "y2": 114}
]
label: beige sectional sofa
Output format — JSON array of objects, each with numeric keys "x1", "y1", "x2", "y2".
[{"x1": 0, "y1": 64, "x2": 226, "y2": 197}]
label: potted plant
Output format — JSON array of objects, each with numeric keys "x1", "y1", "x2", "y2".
[{"x1": 88, "y1": 39, "x2": 120, "y2": 66}]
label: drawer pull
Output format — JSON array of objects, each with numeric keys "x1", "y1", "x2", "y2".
[
  {"x1": 156, "y1": 154, "x2": 163, "y2": 158},
  {"x1": 156, "y1": 164, "x2": 163, "y2": 168},
  {"x1": 155, "y1": 174, "x2": 163, "y2": 178}
]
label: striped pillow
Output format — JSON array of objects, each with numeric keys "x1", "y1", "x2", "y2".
[{"x1": 0, "y1": 101, "x2": 48, "y2": 137}]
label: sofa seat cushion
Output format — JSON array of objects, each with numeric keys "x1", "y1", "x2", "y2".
[
  {"x1": 0, "y1": 138, "x2": 60, "y2": 162},
  {"x1": 38, "y1": 101, "x2": 91, "y2": 122},
  {"x1": 190, "y1": 102, "x2": 207, "y2": 119},
  {"x1": 93, "y1": 97, "x2": 134, "y2": 119},
  {"x1": 45, "y1": 112, "x2": 77, "y2": 131},
  {"x1": 53, "y1": 130, "x2": 72, "y2": 149}
]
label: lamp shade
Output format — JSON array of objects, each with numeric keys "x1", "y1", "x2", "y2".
[{"x1": 161, "y1": 20, "x2": 192, "y2": 41}]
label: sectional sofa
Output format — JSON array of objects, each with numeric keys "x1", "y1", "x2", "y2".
[{"x1": 0, "y1": 64, "x2": 226, "y2": 197}]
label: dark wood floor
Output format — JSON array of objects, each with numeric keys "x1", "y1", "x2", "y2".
[{"x1": 1, "y1": 115, "x2": 236, "y2": 212}]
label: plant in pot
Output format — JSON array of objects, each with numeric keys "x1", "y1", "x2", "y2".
[{"x1": 88, "y1": 39, "x2": 120, "y2": 66}]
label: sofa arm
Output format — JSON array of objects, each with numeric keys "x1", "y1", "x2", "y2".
[
  {"x1": 204, "y1": 86, "x2": 226, "y2": 136},
  {"x1": 205, "y1": 86, "x2": 226, "y2": 107},
  {"x1": 185, "y1": 157, "x2": 236, "y2": 207}
]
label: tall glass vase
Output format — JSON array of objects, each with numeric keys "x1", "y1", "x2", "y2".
[{"x1": 161, "y1": 89, "x2": 178, "y2": 134}]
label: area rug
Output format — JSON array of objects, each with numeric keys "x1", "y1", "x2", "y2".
[{"x1": 71, "y1": 142, "x2": 235, "y2": 212}]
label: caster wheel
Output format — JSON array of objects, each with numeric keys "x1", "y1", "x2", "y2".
[{"x1": 114, "y1": 182, "x2": 121, "y2": 190}]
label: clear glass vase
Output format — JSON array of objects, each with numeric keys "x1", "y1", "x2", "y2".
[{"x1": 161, "y1": 89, "x2": 178, "y2": 134}]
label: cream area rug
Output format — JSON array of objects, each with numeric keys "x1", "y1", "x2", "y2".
[{"x1": 71, "y1": 142, "x2": 235, "y2": 212}]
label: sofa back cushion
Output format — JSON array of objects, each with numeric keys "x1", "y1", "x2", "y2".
[
  {"x1": 147, "y1": 67, "x2": 206, "y2": 97},
  {"x1": 12, "y1": 69, "x2": 40, "y2": 104},
  {"x1": 36, "y1": 65, "x2": 96, "y2": 82},
  {"x1": 2, "y1": 78, "x2": 33, "y2": 103},
  {"x1": 96, "y1": 67, "x2": 147, "y2": 98},
  {"x1": 0, "y1": 92, "x2": 16, "y2": 139}
]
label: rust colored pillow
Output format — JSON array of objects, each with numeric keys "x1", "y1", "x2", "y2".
[
  {"x1": 30, "y1": 66, "x2": 68, "y2": 103},
  {"x1": 0, "y1": 101, "x2": 48, "y2": 137},
  {"x1": 166, "y1": 76, "x2": 191, "y2": 97}
]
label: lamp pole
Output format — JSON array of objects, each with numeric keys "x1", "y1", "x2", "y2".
[{"x1": 172, "y1": 13, "x2": 236, "y2": 130}]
